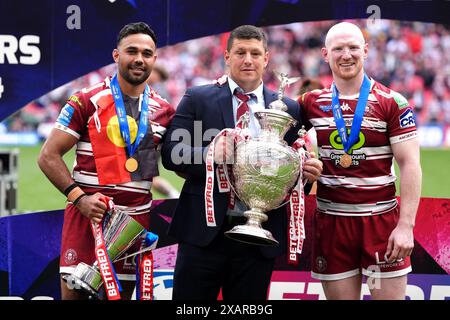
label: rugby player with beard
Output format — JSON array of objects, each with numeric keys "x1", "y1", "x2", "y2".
[{"x1": 39, "y1": 22, "x2": 175, "y2": 300}]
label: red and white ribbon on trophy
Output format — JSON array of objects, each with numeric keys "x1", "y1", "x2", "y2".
[
  {"x1": 287, "y1": 135, "x2": 308, "y2": 266},
  {"x1": 91, "y1": 197, "x2": 122, "y2": 300},
  {"x1": 204, "y1": 113, "x2": 250, "y2": 226},
  {"x1": 204, "y1": 113, "x2": 307, "y2": 265}
]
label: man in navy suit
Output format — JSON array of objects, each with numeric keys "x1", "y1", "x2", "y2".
[{"x1": 161, "y1": 25, "x2": 322, "y2": 300}]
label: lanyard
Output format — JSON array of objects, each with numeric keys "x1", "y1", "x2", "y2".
[
  {"x1": 110, "y1": 74, "x2": 149, "y2": 157},
  {"x1": 331, "y1": 74, "x2": 370, "y2": 153}
]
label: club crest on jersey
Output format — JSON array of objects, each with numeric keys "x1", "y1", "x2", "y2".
[
  {"x1": 364, "y1": 103, "x2": 375, "y2": 116},
  {"x1": 399, "y1": 109, "x2": 415, "y2": 128}
]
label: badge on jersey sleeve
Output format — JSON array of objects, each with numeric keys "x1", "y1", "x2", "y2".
[
  {"x1": 68, "y1": 95, "x2": 83, "y2": 108},
  {"x1": 56, "y1": 104, "x2": 75, "y2": 127},
  {"x1": 392, "y1": 91, "x2": 409, "y2": 109},
  {"x1": 399, "y1": 109, "x2": 416, "y2": 129}
]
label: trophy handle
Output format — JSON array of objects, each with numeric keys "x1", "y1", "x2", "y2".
[
  {"x1": 114, "y1": 245, "x2": 154, "y2": 262},
  {"x1": 114, "y1": 231, "x2": 158, "y2": 262}
]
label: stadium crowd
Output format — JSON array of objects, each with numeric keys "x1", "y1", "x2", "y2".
[{"x1": 4, "y1": 20, "x2": 450, "y2": 135}]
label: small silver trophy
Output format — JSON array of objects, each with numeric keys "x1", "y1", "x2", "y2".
[
  {"x1": 224, "y1": 72, "x2": 302, "y2": 246},
  {"x1": 62, "y1": 209, "x2": 156, "y2": 299}
]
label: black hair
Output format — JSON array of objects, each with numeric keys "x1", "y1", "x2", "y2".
[
  {"x1": 117, "y1": 22, "x2": 157, "y2": 46},
  {"x1": 227, "y1": 25, "x2": 268, "y2": 51}
]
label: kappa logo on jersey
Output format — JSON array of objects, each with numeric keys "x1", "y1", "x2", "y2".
[
  {"x1": 399, "y1": 109, "x2": 415, "y2": 129},
  {"x1": 340, "y1": 102, "x2": 351, "y2": 111},
  {"x1": 319, "y1": 103, "x2": 351, "y2": 113},
  {"x1": 56, "y1": 104, "x2": 75, "y2": 127}
]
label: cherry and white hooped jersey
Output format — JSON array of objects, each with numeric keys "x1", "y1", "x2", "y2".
[
  {"x1": 299, "y1": 79, "x2": 417, "y2": 216},
  {"x1": 54, "y1": 76, "x2": 175, "y2": 213}
]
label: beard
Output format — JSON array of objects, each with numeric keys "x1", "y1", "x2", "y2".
[
  {"x1": 333, "y1": 62, "x2": 363, "y2": 80},
  {"x1": 119, "y1": 63, "x2": 151, "y2": 86}
]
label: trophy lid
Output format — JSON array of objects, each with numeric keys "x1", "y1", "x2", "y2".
[
  {"x1": 273, "y1": 71, "x2": 301, "y2": 102},
  {"x1": 268, "y1": 71, "x2": 301, "y2": 113}
]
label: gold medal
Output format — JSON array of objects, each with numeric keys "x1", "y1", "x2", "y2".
[
  {"x1": 125, "y1": 158, "x2": 139, "y2": 172},
  {"x1": 339, "y1": 153, "x2": 352, "y2": 168}
]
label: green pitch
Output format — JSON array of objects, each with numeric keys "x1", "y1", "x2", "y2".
[
  {"x1": 2, "y1": 144, "x2": 185, "y2": 213},
  {"x1": 1, "y1": 144, "x2": 449, "y2": 213},
  {"x1": 400, "y1": 147, "x2": 450, "y2": 200}
]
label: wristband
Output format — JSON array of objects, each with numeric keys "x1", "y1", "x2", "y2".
[
  {"x1": 67, "y1": 186, "x2": 85, "y2": 203},
  {"x1": 63, "y1": 183, "x2": 78, "y2": 197},
  {"x1": 73, "y1": 193, "x2": 87, "y2": 206}
]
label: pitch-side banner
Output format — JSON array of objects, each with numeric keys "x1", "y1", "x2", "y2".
[
  {"x1": 1, "y1": 0, "x2": 450, "y2": 121},
  {"x1": 1, "y1": 196, "x2": 449, "y2": 300}
]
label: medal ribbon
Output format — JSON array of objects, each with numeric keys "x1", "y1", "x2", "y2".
[
  {"x1": 110, "y1": 74, "x2": 149, "y2": 159},
  {"x1": 331, "y1": 74, "x2": 371, "y2": 154}
]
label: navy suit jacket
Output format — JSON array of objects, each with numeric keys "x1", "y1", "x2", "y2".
[{"x1": 161, "y1": 82, "x2": 305, "y2": 258}]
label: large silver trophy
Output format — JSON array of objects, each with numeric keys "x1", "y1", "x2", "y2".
[
  {"x1": 62, "y1": 209, "x2": 151, "y2": 299},
  {"x1": 224, "y1": 72, "x2": 302, "y2": 246}
]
